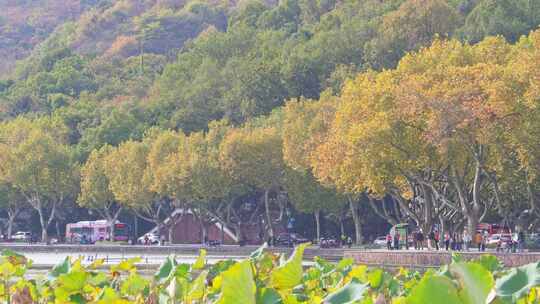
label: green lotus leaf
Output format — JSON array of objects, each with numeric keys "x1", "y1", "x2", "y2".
[
  {"x1": 323, "y1": 278, "x2": 369, "y2": 304},
  {"x1": 495, "y1": 262, "x2": 540, "y2": 303},
  {"x1": 49, "y1": 256, "x2": 71, "y2": 278},
  {"x1": 121, "y1": 272, "x2": 149, "y2": 296},
  {"x1": 270, "y1": 243, "x2": 309, "y2": 290},
  {"x1": 217, "y1": 260, "x2": 256, "y2": 304},
  {"x1": 257, "y1": 287, "x2": 282, "y2": 304},
  {"x1": 154, "y1": 255, "x2": 177, "y2": 284},
  {"x1": 193, "y1": 249, "x2": 207, "y2": 270},
  {"x1": 407, "y1": 274, "x2": 462, "y2": 304},
  {"x1": 477, "y1": 255, "x2": 503, "y2": 273},
  {"x1": 187, "y1": 270, "x2": 208, "y2": 301},
  {"x1": 450, "y1": 262, "x2": 494, "y2": 304},
  {"x1": 368, "y1": 269, "x2": 384, "y2": 289}
]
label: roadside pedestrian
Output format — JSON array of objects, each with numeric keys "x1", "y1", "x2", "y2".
[
  {"x1": 496, "y1": 238, "x2": 503, "y2": 252},
  {"x1": 475, "y1": 231, "x2": 482, "y2": 251},
  {"x1": 444, "y1": 232, "x2": 450, "y2": 251},
  {"x1": 434, "y1": 230, "x2": 440, "y2": 251},
  {"x1": 518, "y1": 230, "x2": 525, "y2": 252},
  {"x1": 512, "y1": 231, "x2": 518, "y2": 252},
  {"x1": 481, "y1": 230, "x2": 488, "y2": 252},
  {"x1": 386, "y1": 233, "x2": 392, "y2": 250},
  {"x1": 347, "y1": 236, "x2": 353, "y2": 248},
  {"x1": 505, "y1": 237, "x2": 512, "y2": 253},
  {"x1": 418, "y1": 229, "x2": 424, "y2": 250},
  {"x1": 462, "y1": 229, "x2": 471, "y2": 251},
  {"x1": 394, "y1": 231, "x2": 400, "y2": 250}
]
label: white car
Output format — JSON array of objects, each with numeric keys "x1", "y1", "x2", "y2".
[
  {"x1": 137, "y1": 233, "x2": 160, "y2": 245},
  {"x1": 12, "y1": 231, "x2": 31, "y2": 241},
  {"x1": 487, "y1": 234, "x2": 512, "y2": 246},
  {"x1": 373, "y1": 236, "x2": 387, "y2": 246}
]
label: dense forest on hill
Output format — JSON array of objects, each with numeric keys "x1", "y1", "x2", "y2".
[
  {"x1": 0, "y1": 0, "x2": 539, "y2": 242},
  {"x1": 2, "y1": 0, "x2": 540, "y2": 134}
]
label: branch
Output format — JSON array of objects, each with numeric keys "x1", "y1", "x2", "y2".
[
  {"x1": 134, "y1": 210, "x2": 155, "y2": 223},
  {"x1": 112, "y1": 207, "x2": 122, "y2": 222},
  {"x1": 47, "y1": 201, "x2": 57, "y2": 227},
  {"x1": 367, "y1": 196, "x2": 397, "y2": 225},
  {"x1": 390, "y1": 190, "x2": 420, "y2": 224},
  {"x1": 450, "y1": 167, "x2": 471, "y2": 213},
  {"x1": 247, "y1": 201, "x2": 262, "y2": 224},
  {"x1": 472, "y1": 158, "x2": 484, "y2": 210},
  {"x1": 479, "y1": 197, "x2": 494, "y2": 222}
]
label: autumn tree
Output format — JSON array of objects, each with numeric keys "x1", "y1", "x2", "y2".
[
  {"x1": 366, "y1": 0, "x2": 460, "y2": 69},
  {"x1": 78, "y1": 145, "x2": 122, "y2": 240},
  {"x1": 104, "y1": 140, "x2": 170, "y2": 237},
  {"x1": 282, "y1": 94, "x2": 368, "y2": 243},
  {"x1": 220, "y1": 124, "x2": 285, "y2": 243},
  {"x1": 144, "y1": 122, "x2": 238, "y2": 243},
  {"x1": 299, "y1": 32, "x2": 540, "y2": 236},
  {"x1": 284, "y1": 168, "x2": 347, "y2": 242},
  {"x1": 0, "y1": 182, "x2": 26, "y2": 239},
  {"x1": 0, "y1": 117, "x2": 78, "y2": 242}
]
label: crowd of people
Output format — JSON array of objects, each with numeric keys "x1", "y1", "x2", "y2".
[{"x1": 385, "y1": 228, "x2": 527, "y2": 252}]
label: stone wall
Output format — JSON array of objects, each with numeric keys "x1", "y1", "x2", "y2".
[{"x1": 344, "y1": 250, "x2": 540, "y2": 268}]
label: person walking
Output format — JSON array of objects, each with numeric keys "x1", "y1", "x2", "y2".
[
  {"x1": 444, "y1": 232, "x2": 450, "y2": 251},
  {"x1": 429, "y1": 230, "x2": 439, "y2": 250},
  {"x1": 518, "y1": 230, "x2": 525, "y2": 252},
  {"x1": 414, "y1": 230, "x2": 421, "y2": 250},
  {"x1": 496, "y1": 238, "x2": 503, "y2": 252},
  {"x1": 475, "y1": 231, "x2": 482, "y2": 251},
  {"x1": 512, "y1": 231, "x2": 519, "y2": 253},
  {"x1": 457, "y1": 233, "x2": 463, "y2": 251},
  {"x1": 418, "y1": 229, "x2": 424, "y2": 250},
  {"x1": 462, "y1": 229, "x2": 471, "y2": 251},
  {"x1": 481, "y1": 230, "x2": 488, "y2": 252},
  {"x1": 386, "y1": 233, "x2": 392, "y2": 250}
]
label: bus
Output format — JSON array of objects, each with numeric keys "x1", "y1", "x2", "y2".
[
  {"x1": 476, "y1": 223, "x2": 511, "y2": 236},
  {"x1": 66, "y1": 220, "x2": 130, "y2": 243}
]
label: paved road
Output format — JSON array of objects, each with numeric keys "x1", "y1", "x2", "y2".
[
  {"x1": 22, "y1": 252, "x2": 245, "y2": 266},
  {"x1": 0, "y1": 243, "x2": 328, "y2": 268}
]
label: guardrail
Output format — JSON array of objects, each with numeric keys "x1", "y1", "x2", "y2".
[
  {"x1": 0, "y1": 243, "x2": 344, "y2": 262},
  {"x1": 345, "y1": 250, "x2": 540, "y2": 267}
]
